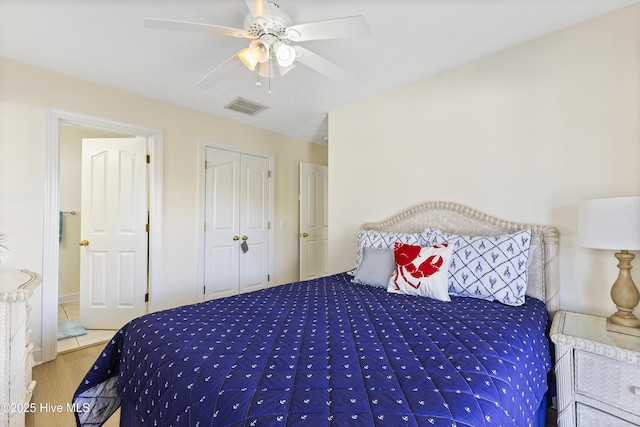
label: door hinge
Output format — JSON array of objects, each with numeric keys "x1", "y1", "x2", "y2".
[
  {"x1": 145, "y1": 293, "x2": 149, "y2": 302},
  {"x1": 203, "y1": 286, "x2": 206, "y2": 295},
  {"x1": 268, "y1": 222, "x2": 271, "y2": 230},
  {"x1": 268, "y1": 170, "x2": 271, "y2": 178},
  {"x1": 204, "y1": 222, "x2": 207, "y2": 231},
  {"x1": 267, "y1": 274, "x2": 270, "y2": 282},
  {"x1": 146, "y1": 154, "x2": 150, "y2": 164},
  {"x1": 145, "y1": 223, "x2": 149, "y2": 233},
  {"x1": 205, "y1": 160, "x2": 208, "y2": 169}
]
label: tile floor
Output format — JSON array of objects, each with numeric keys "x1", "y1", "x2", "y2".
[{"x1": 57, "y1": 301, "x2": 118, "y2": 354}]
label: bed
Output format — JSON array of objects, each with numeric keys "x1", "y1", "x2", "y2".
[{"x1": 73, "y1": 201, "x2": 559, "y2": 426}]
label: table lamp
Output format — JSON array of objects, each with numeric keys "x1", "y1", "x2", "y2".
[{"x1": 578, "y1": 195, "x2": 640, "y2": 336}]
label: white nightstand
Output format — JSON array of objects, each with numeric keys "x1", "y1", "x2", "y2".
[
  {"x1": 550, "y1": 311, "x2": 640, "y2": 426},
  {"x1": 0, "y1": 269, "x2": 41, "y2": 427}
]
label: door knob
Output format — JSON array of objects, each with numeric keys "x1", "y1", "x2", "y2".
[
  {"x1": 241, "y1": 235, "x2": 248, "y2": 241},
  {"x1": 233, "y1": 235, "x2": 240, "y2": 241},
  {"x1": 302, "y1": 232, "x2": 309, "y2": 238},
  {"x1": 79, "y1": 240, "x2": 89, "y2": 246}
]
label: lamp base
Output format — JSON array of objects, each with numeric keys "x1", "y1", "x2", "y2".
[
  {"x1": 606, "y1": 251, "x2": 640, "y2": 337},
  {"x1": 606, "y1": 317, "x2": 640, "y2": 337}
]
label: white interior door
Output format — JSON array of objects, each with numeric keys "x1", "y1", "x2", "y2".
[
  {"x1": 79, "y1": 137, "x2": 148, "y2": 329},
  {"x1": 239, "y1": 153, "x2": 270, "y2": 293},
  {"x1": 204, "y1": 147, "x2": 270, "y2": 300},
  {"x1": 299, "y1": 162, "x2": 328, "y2": 280}
]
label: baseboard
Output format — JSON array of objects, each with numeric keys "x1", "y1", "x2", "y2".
[
  {"x1": 58, "y1": 293, "x2": 79, "y2": 305},
  {"x1": 32, "y1": 346, "x2": 42, "y2": 366}
]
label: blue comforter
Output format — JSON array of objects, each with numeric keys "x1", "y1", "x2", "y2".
[{"x1": 73, "y1": 273, "x2": 551, "y2": 426}]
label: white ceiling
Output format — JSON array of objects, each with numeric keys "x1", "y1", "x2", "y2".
[{"x1": 0, "y1": 0, "x2": 637, "y2": 144}]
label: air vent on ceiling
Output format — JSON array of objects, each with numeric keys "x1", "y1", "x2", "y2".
[{"x1": 224, "y1": 97, "x2": 268, "y2": 116}]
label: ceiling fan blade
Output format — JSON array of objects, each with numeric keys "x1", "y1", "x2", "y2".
[
  {"x1": 144, "y1": 18, "x2": 249, "y2": 38},
  {"x1": 286, "y1": 15, "x2": 371, "y2": 42},
  {"x1": 245, "y1": 0, "x2": 272, "y2": 23},
  {"x1": 196, "y1": 52, "x2": 245, "y2": 89},
  {"x1": 294, "y1": 46, "x2": 357, "y2": 86}
]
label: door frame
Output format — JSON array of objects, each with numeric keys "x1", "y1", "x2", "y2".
[
  {"x1": 196, "y1": 139, "x2": 274, "y2": 302},
  {"x1": 42, "y1": 107, "x2": 163, "y2": 362}
]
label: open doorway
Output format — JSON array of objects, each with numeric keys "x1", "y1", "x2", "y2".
[
  {"x1": 57, "y1": 125, "x2": 145, "y2": 353},
  {"x1": 41, "y1": 107, "x2": 163, "y2": 363}
]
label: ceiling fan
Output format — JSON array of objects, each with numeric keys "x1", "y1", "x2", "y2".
[{"x1": 144, "y1": 0, "x2": 371, "y2": 89}]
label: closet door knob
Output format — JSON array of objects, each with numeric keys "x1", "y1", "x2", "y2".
[
  {"x1": 302, "y1": 232, "x2": 309, "y2": 238},
  {"x1": 232, "y1": 236, "x2": 240, "y2": 241},
  {"x1": 79, "y1": 240, "x2": 89, "y2": 246},
  {"x1": 242, "y1": 235, "x2": 248, "y2": 241}
]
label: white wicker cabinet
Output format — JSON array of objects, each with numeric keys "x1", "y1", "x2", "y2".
[
  {"x1": 551, "y1": 311, "x2": 640, "y2": 426},
  {"x1": 0, "y1": 269, "x2": 41, "y2": 427}
]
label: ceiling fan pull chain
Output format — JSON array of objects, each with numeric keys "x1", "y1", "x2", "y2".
[{"x1": 268, "y1": 59, "x2": 272, "y2": 95}]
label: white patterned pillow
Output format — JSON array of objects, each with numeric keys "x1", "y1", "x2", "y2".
[
  {"x1": 354, "y1": 229, "x2": 428, "y2": 272},
  {"x1": 424, "y1": 228, "x2": 532, "y2": 306},
  {"x1": 387, "y1": 242, "x2": 453, "y2": 301}
]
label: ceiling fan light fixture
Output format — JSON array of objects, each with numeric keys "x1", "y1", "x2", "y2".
[
  {"x1": 278, "y1": 62, "x2": 296, "y2": 77},
  {"x1": 257, "y1": 61, "x2": 274, "y2": 78},
  {"x1": 285, "y1": 28, "x2": 301, "y2": 42},
  {"x1": 274, "y1": 42, "x2": 296, "y2": 67},
  {"x1": 238, "y1": 48, "x2": 258, "y2": 71},
  {"x1": 248, "y1": 39, "x2": 270, "y2": 63}
]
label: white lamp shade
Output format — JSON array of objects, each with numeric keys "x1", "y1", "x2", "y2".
[
  {"x1": 238, "y1": 48, "x2": 257, "y2": 71},
  {"x1": 248, "y1": 39, "x2": 269, "y2": 63},
  {"x1": 278, "y1": 62, "x2": 296, "y2": 77},
  {"x1": 578, "y1": 195, "x2": 640, "y2": 250},
  {"x1": 274, "y1": 42, "x2": 296, "y2": 67}
]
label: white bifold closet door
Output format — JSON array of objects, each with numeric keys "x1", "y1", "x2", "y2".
[{"x1": 203, "y1": 147, "x2": 270, "y2": 300}]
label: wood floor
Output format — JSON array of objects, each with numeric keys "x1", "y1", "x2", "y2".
[{"x1": 25, "y1": 343, "x2": 120, "y2": 427}]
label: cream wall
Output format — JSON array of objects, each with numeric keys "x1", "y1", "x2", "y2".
[
  {"x1": 329, "y1": 5, "x2": 640, "y2": 318},
  {"x1": 0, "y1": 57, "x2": 327, "y2": 360},
  {"x1": 58, "y1": 126, "x2": 83, "y2": 299}
]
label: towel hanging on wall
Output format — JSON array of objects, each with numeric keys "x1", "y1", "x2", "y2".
[{"x1": 59, "y1": 211, "x2": 76, "y2": 243}]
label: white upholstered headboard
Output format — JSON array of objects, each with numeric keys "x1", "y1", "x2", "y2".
[{"x1": 361, "y1": 201, "x2": 559, "y2": 316}]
